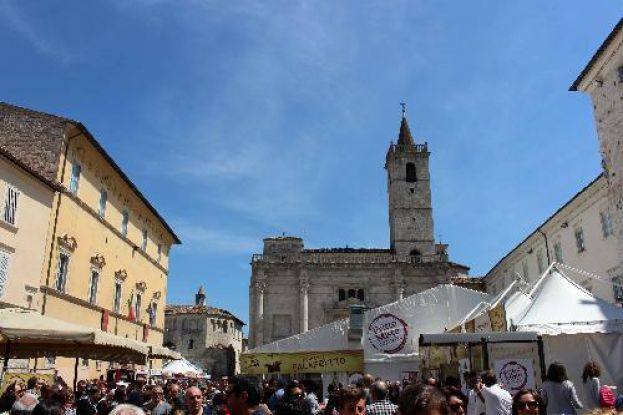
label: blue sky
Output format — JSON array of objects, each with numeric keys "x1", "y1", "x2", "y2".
[{"x1": 1, "y1": 1, "x2": 621, "y2": 331}]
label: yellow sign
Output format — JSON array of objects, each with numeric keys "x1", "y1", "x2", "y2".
[
  {"x1": 240, "y1": 350, "x2": 363, "y2": 374},
  {"x1": 488, "y1": 304, "x2": 507, "y2": 332}
]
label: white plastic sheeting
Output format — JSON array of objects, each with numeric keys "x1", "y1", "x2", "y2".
[
  {"x1": 511, "y1": 271, "x2": 623, "y2": 334},
  {"x1": 364, "y1": 284, "x2": 491, "y2": 362},
  {"x1": 248, "y1": 318, "x2": 353, "y2": 353},
  {"x1": 543, "y1": 333, "x2": 623, "y2": 404},
  {"x1": 162, "y1": 358, "x2": 204, "y2": 376}
]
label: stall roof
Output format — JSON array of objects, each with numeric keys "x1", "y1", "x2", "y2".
[
  {"x1": 512, "y1": 270, "x2": 623, "y2": 334},
  {"x1": 0, "y1": 308, "x2": 149, "y2": 363},
  {"x1": 419, "y1": 331, "x2": 539, "y2": 345}
]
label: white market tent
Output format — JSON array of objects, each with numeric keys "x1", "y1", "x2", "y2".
[
  {"x1": 510, "y1": 270, "x2": 623, "y2": 334},
  {"x1": 247, "y1": 284, "x2": 491, "y2": 381},
  {"x1": 363, "y1": 284, "x2": 491, "y2": 379},
  {"x1": 162, "y1": 358, "x2": 204, "y2": 377},
  {"x1": 433, "y1": 266, "x2": 623, "y2": 402},
  {"x1": 249, "y1": 318, "x2": 353, "y2": 353}
]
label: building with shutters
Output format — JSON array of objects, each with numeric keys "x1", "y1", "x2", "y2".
[
  {"x1": 570, "y1": 18, "x2": 623, "y2": 291},
  {"x1": 164, "y1": 287, "x2": 245, "y2": 376},
  {"x1": 484, "y1": 174, "x2": 621, "y2": 302},
  {"x1": 0, "y1": 147, "x2": 55, "y2": 310},
  {"x1": 0, "y1": 102, "x2": 180, "y2": 381},
  {"x1": 249, "y1": 114, "x2": 477, "y2": 349}
]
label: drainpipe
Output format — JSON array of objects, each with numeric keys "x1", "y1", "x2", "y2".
[
  {"x1": 536, "y1": 228, "x2": 551, "y2": 265},
  {"x1": 42, "y1": 128, "x2": 81, "y2": 315}
]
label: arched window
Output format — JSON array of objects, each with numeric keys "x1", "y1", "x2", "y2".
[
  {"x1": 410, "y1": 249, "x2": 421, "y2": 257},
  {"x1": 406, "y1": 163, "x2": 417, "y2": 182},
  {"x1": 348, "y1": 289, "x2": 356, "y2": 299},
  {"x1": 357, "y1": 289, "x2": 365, "y2": 301},
  {"x1": 338, "y1": 289, "x2": 346, "y2": 301},
  {"x1": 188, "y1": 339, "x2": 194, "y2": 349}
]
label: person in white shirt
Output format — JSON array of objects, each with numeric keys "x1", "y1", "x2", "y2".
[
  {"x1": 464, "y1": 373, "x2": 485, "y2": 415},
  {"x1": 476, "y1": 371, "x2": 512, "y2": 415}
]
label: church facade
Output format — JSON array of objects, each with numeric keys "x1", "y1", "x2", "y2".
[{"x1": 248, "y1": 115, "x2": 473, "y2": 348}]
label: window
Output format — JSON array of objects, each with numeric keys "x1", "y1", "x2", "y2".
[
  {"x1": 149, "y1": 302, "x2": 157, "y2": 327},
  {"x1": 45, "y1": 355, "x2": 56, "y2": 366},
  {"x1": 157, "y1": 244, "x2": 162, "y2": 263},
  {"x1": 141, "y1": 229, "x2": 148, "y2": 251},
  {"x1": 121, "y1": 209, "x2": 129, "y2": 237},
  {"x1": 223, "y1": 321, "x2": 228, "y2": 333},
  {"x1": 69, "y1": 162, "x2": 81, "y2": 195},
  {"x1": 98, "y1": 189, "x2": 107, "y2": 218},
  {"x1": 554, "y1": 241, "x2": 563, "y2": 263},
  {"x1": 348, "y1": 289, "x2": 356, "y2": 299},
  {"x1": 135, "y1": 292, "x2": 142, "y2": 322},
  {"x1": 81, "y1": 358, "x2": 89, "y2": 368},
  {"x1": 188, "y1": 339, "x2": 194, "y2": 349},
  {"x1": 536, "y1": 250, "x2": 545, "y2": 275},
  {"x1": 357, "y1": 289, "x2": 365, "y2": 301},
  {"x1": 3, "y1": 185, "x2": 19, "y2": 225},
  {"x1": 338, "y1": 289, "x2": 345, "y2": 301},
  {"x1": 113, "y1": 281, "x2": 122, "y2": 314},
  {"x1": 55, "y1": 251, "x2": 70, "y2": 292},
  {"x1": 613, "y1": 276, "x2": 623, "y2": 302},
  {"x1": 406, "y1": 162, "x2": 417, "y2": 182},
  {"x1": 601, "y1": 211, "x2": 614, "y2": 238},
  {"x1": 575, "y1": 227, "x2": 586, "y2": 253},
  {"x1": 0, "y1": 250, "x2": 10, "y2": 298},
  {"x1": 88, "y1": 269, "x2": 99, "y2": 304}
]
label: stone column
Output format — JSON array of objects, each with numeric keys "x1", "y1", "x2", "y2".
[
  {"x1": 254, "y1": 278, "x2": 267, "y2": 346},
  {"x1": 393, "y1": 270, "x2": 404, "y2": 301},
  {"x1": 299, "y1": 272, "x2": 310, "y2": 333}
]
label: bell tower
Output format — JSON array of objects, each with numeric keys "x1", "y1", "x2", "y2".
[{"x1": 385, "y1": 108, "x2": 435, "y2": 257}]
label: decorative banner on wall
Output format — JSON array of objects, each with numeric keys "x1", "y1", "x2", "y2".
[
  {"x1": 367, "y1": 313, "x2": 409, "y2": 354},
  {"x1": 240, "y1": 350, "x2": 364, "y2": 374},
  {"x1": 494, "y1": 359, "x2": 535, "y2": 395}
]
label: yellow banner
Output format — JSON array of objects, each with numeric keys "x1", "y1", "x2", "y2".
[{"x1": 240, "y1": 350, "x2": 363, "y2": 374}]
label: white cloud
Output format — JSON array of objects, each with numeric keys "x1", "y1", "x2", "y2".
[
  {"x1": 0, "y1": 0, "x2": 74, "y2": 65},
  {"x1": 173, "y1": 219, "x2": 260, "y2": 254}
]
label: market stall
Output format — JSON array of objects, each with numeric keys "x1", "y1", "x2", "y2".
[
  {"x1": 0, "y1": 308, "x2": 150, "y2": 388},
  {"x1": 363, "y1": 284, "x2": 491, "y2": 380}
]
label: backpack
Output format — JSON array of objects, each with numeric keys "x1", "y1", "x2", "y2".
[{"x1": 599, "y1": 385, "x2": 616, "y2": 408}]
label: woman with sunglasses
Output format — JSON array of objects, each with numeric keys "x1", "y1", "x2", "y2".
[{"x1": 511, "y1": 390, "x2": 544, "y2": 415}]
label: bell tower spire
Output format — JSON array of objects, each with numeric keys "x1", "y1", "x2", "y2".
[{"x1": 385, "y1": 105, "x2": 435, "y2": 257}]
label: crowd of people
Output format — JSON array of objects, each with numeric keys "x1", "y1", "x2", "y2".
[{"x1": 0, "y1": 360, "x2": 619, "y2": 415}]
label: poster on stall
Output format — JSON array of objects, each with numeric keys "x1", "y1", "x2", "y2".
[
  {"x1": 240, "y1": 350, "x2": 363, "y2": 374},
  {"x1": 494, "y1": 359, "x2": 535, "y2": 395}
]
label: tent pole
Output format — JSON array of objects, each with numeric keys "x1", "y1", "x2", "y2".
[
  {"x1": 73, "y1": 357, "x2": 79, "y2": 391},
  {"x1": 481, "y1": 338, "x2": 489, "y2": 370},
  {"x1": 1, "y1": 341, "x2": 11, "y2": 389},
  {"x1": 537, "y1": 336, "x2": 547, "y2": 382}
]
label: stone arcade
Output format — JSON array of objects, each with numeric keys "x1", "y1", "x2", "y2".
[{"x1": 249, "y1": 115, "x2": 475, "y2": 348}]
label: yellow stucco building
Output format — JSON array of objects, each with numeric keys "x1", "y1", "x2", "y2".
[{"x1": 0, "y1": 103, "x2": 180, "y2": 381}]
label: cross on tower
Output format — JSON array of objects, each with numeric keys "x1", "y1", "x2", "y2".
[{"x1": 400, "y1": 102, "x2": 406, "y2": 118}]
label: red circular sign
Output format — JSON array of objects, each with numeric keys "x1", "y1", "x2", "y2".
[{"x1": 368, "y1": 313, "x2": 408, "y2": 354}]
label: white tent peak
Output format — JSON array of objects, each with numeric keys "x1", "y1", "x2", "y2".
[{"x1": 511, "y1": 270, "x2": 623, "y2": 334}]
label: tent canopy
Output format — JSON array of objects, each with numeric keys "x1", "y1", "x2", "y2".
[
  {"x1": 149, "y1": 345, "x2": 182, "y2": 360},
  {"x1": 162, "y1": 358, "x2": 203, "y2": 375},
  {"x1": 0, "y1": 308, "x2": 149, "y2": 363},
  {"x1": 510, "y1": 271, "x2": 623, "y2": 334}
]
